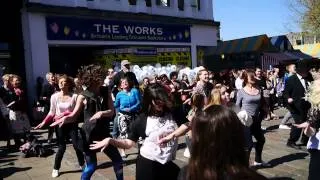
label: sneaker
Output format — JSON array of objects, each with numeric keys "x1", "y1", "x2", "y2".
[
  {"x1": 183, "y1": 148, "x2": 190, "y2": 158},
  {"x1": 279, "y1": 124, "x2": 291, "y2": 130},
  {"x1": 253, "y1": 161, "x2": 271, "y2": 167},
  {"x1": 261, "y1": 126, "x2": 267, "y2": 130},
  {"x1": 120, "y1": 151, "x2": 127, "y2": 159},
  {"x1": 52, "y1": 169, "x2": 59, "y2": 178}
]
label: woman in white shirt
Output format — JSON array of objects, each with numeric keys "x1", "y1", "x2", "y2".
[
  {"x1": 90, "y1": 83, "x2": 188, "y2": 180},
  {"x1": 295, "y1": 80, "x2": 320, "y2": 180},
  {"x1": 35, "y1": 75, "x2": 84, "y2": 178}
]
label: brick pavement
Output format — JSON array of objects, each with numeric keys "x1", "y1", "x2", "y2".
[{"x1": 0, "y1": 107, "x2": 310, "y2": 180}]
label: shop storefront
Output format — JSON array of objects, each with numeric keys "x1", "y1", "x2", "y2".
[{"x1": 21, "y1": 3, "x2": 220, "y2": 104}]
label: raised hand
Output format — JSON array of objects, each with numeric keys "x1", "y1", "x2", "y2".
[{"x1": 89, "y1": 138, "x2": 111, "y2": 152}]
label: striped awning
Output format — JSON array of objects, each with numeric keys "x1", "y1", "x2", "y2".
[
  {"x1": 293, "y1": 43, "x2": 320, "y2": 58},
  {"x1": 270, "y1": 35, "x2": 293, "y2": 51},
  {"x1": 213, "y1": 35, "x2": 275, "y2": 54},
  {"x1": 261, "y1": 52, "x2": 294, "y2": 70}
]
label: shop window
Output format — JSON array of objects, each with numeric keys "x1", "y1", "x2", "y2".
[
  {"x1": 128, "y1": 0, "x2": 137, "y2": 5},
  {"x1": 178, "y1": 0, "x2": 184, "y2": 10},
  {"x1": 156, "y1": 0, "x2": 170, "y2": 7}
]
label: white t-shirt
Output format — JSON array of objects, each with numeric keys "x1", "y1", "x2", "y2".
[{"x1": 139, "y1": 114, "x2": 178, "y2": 164}]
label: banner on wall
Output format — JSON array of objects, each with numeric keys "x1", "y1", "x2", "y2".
[
  {"x1": 46, "y1": 16, "x2": 191, "y2": 42},
  {"x1": 94, "y1": 48, "x2": 191, "y2": 67}
]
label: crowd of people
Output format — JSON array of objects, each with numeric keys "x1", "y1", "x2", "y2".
[{"x1": 1, "y1": 59, "x2": 320, "y2": 180}]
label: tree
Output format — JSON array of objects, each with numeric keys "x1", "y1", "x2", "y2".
[{"x1": 290, "y1": 0, "x2": 320, "y2": 36}]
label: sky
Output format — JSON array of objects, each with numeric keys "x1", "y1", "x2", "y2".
[{"x1": 214, "y1": 0, "x2": 300, "y2": 40}]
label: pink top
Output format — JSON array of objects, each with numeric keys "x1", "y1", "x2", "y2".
[{"x1": 47, "y1": 93, "x2": 78, "y2": 121}]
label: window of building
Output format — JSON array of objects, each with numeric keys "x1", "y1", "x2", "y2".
[
  {"x1": 296, "y1": 40, "x2": 302, "y2": 45},
  {"x1": 178, "y1": 0, "x2": 184, "y2": 10},
  {"x1": 146, "y1": 0, "x2": 151, "y2": 7},
  {"x1": 128, "y1": 0, "x2": 137, "y2": 5},
  {"x1": 190, "y1": 0, "x2": 200, "y2": 10},
  {"x1": 156, "y1": 0, "x2": 170, "y2": 7},
  {"x1": 316, "y1": 36, "x2": 320, "y2": 43}
]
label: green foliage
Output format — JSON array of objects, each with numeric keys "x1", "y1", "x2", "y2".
[{"x1": 292, "y1": 0, "x2": 320, "y2": 36}]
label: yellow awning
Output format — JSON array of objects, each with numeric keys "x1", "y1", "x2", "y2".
[{"x1": 294, "y1": 43, "x2": 320, "y2": 58}]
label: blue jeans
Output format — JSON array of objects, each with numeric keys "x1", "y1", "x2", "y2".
[
  {"x1": 111, "y1": 109, "x2": 119, "y2": 138},
  {"x1": 81, "y1": 146, "x2": 123, "y2": 180}
]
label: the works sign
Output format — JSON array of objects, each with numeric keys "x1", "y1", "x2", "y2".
[{"x1": 46, "y1": 16, "x2": 191, "y2": 42}]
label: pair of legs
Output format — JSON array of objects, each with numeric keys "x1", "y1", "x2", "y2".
[
  {"x1": 117, "y1": 113, "x2": 134, "y2": 157},
  {"x1": 111, "y1": 109, "x2": 119, "y2": 138},
  {"x1": 281, "y1": 111, "x2": 293, "y2": 125},
  {"x1": 81, "y1": 146, "x2": 123, "y2": 180},
  {"x1": 136, "y1": 155, "x2": 180, "y2": 180},
  {"x1": 309, "y1": 149, "x2": 320, "y2": 180},
  {"x1": 247, "y1": 116, "x2": 266, "y2": 163},
  {"x1": 54, "y1": 123, "x2": 84, "y2": 170},
  {"x1": 287, "y1": 113, "x2": 308, "y2": 145},
  {"x1": 47, "y1": 126, "x2": 55, "y2": 143}
]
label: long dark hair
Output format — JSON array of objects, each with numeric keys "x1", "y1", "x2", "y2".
[
  {"x1": 77, "y1": 65, "x2": 107, "y2": 89},
  {"x1": 188, "y1": 105, "x2": 248, "y2": 180},
  {"x1": 242, "y1": 69, "x2": 256, "y2": 87},
  {"x1": 141, "y1": 83, "x2": 173, "y2": 116}
]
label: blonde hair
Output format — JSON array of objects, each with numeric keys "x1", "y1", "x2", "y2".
[
  {"x1": 207, "y1": 88, "x2": 222, "y2": 106},
  {"x1": 2, "y1": 74, "x2": 12, "y2": 82},
  {"x1": 306, "y1": 80, "x2": 320, "y2": 109}
]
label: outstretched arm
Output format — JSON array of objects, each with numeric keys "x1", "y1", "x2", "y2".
[
  {"x1": 90, "y1": 137, "x2": 135, "y2": 152},
  {"x1": 158, "y1": 123, "x2": 190, "y2": 144}
]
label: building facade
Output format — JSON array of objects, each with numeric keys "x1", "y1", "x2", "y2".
[
  {"x1": 22, "y1": 0, "x2": 220, "y2": 104},
  {"x1": 287, "y1": 32, "x2": 320, "y2": 60}
]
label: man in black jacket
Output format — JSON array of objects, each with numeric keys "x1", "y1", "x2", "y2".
[
  {"x1": 284, "y1": 64, "x2": 311, "y2": 149},
  {"x1": 112, "y1": 60, "x2": 138, "y2": 97}
]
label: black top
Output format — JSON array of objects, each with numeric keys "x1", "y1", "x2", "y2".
[
  {"x1": 203, "y1": 82, "x2": 214, "y2": 97},
  {"x1": 0, "y1": 86, "x2": 14, "y2": 105},
  {"x1": 128, "y1": 107, "x2": 188, "y2": 142},
  {"x1": 255, "y1": 77, "x2": 267, "y2": 90},
  {"x1": 283, "y1": 74, "x2": 311, "y2": 119},
  {"x1": 40, "y1": 83, "x2": 58, "y2": 106},
  {"x1": 81, "y1": 87, "x2": 112, "y2": 142}
]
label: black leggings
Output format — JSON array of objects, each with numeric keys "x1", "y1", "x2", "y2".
[
  {"x1": 309, "y1": 149, "x2": 320, "y2": 180},
  {"x1": 249, "y1": 116, "x2": 266, "y2": 163},
  {"x1": 136, "y1": 155, "x2": 180, "y2": 180},
  {"x1": 54, "y1": 123, "x2": 84, "y2": 170}
]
